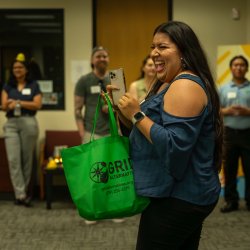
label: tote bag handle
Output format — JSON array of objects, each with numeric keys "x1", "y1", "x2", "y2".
[{"x1": 90, "y1": 93, "x2": 118, "y2": 141}]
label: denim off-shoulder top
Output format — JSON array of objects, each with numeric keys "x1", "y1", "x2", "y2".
[{"x1": 129, "y1": 74, "x2": 221, "y2": 205}]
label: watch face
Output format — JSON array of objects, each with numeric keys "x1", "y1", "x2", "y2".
[
  {"x1": 132, "y1": 111, "x2": 146, "y2": 124},
  {"x1": 134, "y1": 112, "x2": 145, "y2": 120}
]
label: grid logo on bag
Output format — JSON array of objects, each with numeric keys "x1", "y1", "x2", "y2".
[
  {"x1": 90, "y1": 162, "x2": 109, "y2": 183},
  {"x1": 90, "y1": 158, "x2": 132, "y2": 183}
]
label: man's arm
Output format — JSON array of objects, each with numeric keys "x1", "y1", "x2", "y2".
[
  {"x1": 231, "y1": 105, "x2": 250, "y2": 116},
  {"x1": 220, "y1": 106, "x2": 238, "y2": 116},
  {"x1": 221, "y1": 105, "x2": 250, "y2": 116},
  {"x1": 74, "y1": 95, "x2": 85, "y2": 139}
]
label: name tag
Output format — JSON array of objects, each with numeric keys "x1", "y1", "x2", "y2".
[
  {"x1": 90, "y1": 85, "x2": 101, "y2": 94},
  {"x1": 22, "y1": 88, "x2": 31, "y2": 95},
  {"x1": 227, "y1": 92, "x2": 237, "y2": 99}
]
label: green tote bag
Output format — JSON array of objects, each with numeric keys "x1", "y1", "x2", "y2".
[{"x1": 61, "y1": 93, "x2": 150, "y2": 220}]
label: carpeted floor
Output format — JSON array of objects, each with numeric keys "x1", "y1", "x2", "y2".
[{"x1": 0, "y1": 198, "x2": 249, "y2": 250}]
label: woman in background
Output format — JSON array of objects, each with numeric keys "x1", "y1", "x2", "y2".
[
  {"x1": 129, "y1": 55, "x2": 156, "y2": 102},
  {"x1": 1, "y1": 53, "x2": 42, "y2": 207}
]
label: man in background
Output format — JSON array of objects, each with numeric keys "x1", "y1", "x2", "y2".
[
  {"x1": 74, "y1": 46, "x2": 110, "y2": 144},
  {"x1": 219, "y1": 55, "x2": 250, "y2": 213}
]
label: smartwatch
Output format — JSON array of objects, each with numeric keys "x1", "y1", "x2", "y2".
[{"x1": 132, "y1": 111, "x2": 146, "y2": 125}]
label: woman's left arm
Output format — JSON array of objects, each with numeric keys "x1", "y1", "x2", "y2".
[
  {"x1": 19, "y1": 94, "x2": 42, "y2": 110},
  {"x1": 164, "y1": 78, "x2": 207, "y2": 117},
  {"x1": 149, "y1": 78, "x2": 208, "y2": 180}
]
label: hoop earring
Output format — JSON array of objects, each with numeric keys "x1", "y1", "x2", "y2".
[{"x1": 181, "y1": 57, "x2": 187, "y2": 69}]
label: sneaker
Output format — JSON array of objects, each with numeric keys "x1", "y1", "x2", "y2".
[
  {"x1": 112, "y1": 218, "x2": 125, "y2": 223},
  {"x1": 85, "y1": 220, "x2": 97, "y2": 225}
]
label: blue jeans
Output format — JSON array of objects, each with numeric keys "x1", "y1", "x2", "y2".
[{"x1": 136, "y1": 197, "x2": 217, "y2": 250}]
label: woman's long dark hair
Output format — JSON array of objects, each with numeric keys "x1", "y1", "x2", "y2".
[
  {"x1": 153, "y1": 21, "x2": 223, "y2": 172},
  {"x1": 8, "y1": 59, "x2": 32, "y2": 87}
]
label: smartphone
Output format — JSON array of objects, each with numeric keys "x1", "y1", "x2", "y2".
[{"x1": 109, "y1": 68, "x2": 126, "y2": 105}]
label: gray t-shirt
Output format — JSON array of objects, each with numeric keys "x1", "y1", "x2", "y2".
[{"x1": 74, "y1": 72, "x2": 110, "y2": 135}]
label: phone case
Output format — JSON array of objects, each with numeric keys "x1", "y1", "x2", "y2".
[{"x1": 109, "y1": 68, "x2": 126, "y2": 105}]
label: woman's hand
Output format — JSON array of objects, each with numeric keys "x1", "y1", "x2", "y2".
[
  {"x1": 117, "y1": 92, "x2": 141, "y2": 121},
  {"x1": 105, "y1": 84, "x2": 118, "y2": 108},
  {"x1": 106, "y1": 84, "x2": 141, "y2": 121},
  {"x1": 103, "y1": 84, "x2": 121, "y2": 111},
  {"x1": 101, "y1": 104, "x2": 109, "y2": 114},
  {"x1": 7, "y1": 99, "x2": 17, "y2": 110}
]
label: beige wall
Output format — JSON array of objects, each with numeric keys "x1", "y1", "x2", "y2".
[
  {"x1": 173, "y1": 0, "x2": 249, "y2": 76},
  {"x1": 247, "y1": 0, "x2": 250, "y2": 41},
  {"x1": 0, "y1": 0, "x2": 92, "y2": 143}
]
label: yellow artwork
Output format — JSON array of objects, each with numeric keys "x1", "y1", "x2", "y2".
[{"x1": 217, "y1": 44, "x2": 250, "y2": 179}]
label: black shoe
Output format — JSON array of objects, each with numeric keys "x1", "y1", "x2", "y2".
[
  {"x1": 23, "y1": 196, "x2": 33, "y2": 207},
  {"x1": 14, "y1": 199, "x2": 25, "y2": 206},
  {"x1": 220, "y1": 202, "x2": 238, "y2": 213}
]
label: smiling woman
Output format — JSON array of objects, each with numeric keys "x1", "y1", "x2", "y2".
[
  {"x1": 1, "y1": 52, "x2": 42, "y2": 206},
  {"x1": 107, "y1": 20, "x2": 223, "y2": 250},
  {"x1": 0, "y1": 8, "x2": 65, "y2": 110}
]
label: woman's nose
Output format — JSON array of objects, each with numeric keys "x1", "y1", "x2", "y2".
[{"x1": 151, "y1": 50, "x2": 159, "y2": 60}]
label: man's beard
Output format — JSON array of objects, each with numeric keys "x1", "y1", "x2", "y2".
[{"x1": 96, "y1": 63, "x2": 108, "y2": 74}]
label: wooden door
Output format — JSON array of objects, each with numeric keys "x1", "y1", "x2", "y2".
[{"x1": 95, "y1": 0, "x2": 169, "y2": 87}]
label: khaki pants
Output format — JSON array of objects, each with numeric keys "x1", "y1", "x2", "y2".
[{"x1": 3, "y1": 117, "x2": 38, "y2": 199}]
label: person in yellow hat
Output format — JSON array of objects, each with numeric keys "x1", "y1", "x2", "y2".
[{"x1": 1, "y1": 53, "x2": 42, "y2": 207}]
